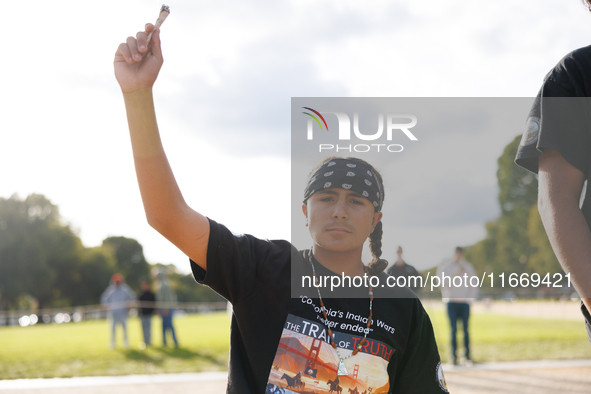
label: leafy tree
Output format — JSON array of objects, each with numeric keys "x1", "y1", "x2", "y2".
[
  {"x1": 70, "y1": 246, "x2": 118, "y2": 306},
  {"x1": 152, "y1": 263, "x2": 225, "y2": 304},
  {"x1": 465, "y1": 220, "x2": 498, "y2": 277},
  {"x1": 526, "y1": 205, "x2": 561, "y2": 274},
  {"x1": 466, "y1": 136, "x2": 537, "y2": 276},
  {"x1": 494, "y1": 135, "x2": 538, "y2": 272},
  {"x1": 0, "y1": 194, "x2": 79, "y2": 309},
  {"x1": 0, "y1": 194, "x2": 122, "y2": 309},
  {"x1": 466, "y1": 134, "x2": 563, "y2": 287},
  {"x1": 497, "y1": 136, "x2": 538, "y2": 214},
  {"x1": 102, "y1": 236, "x2": 151, "y2": 291}
]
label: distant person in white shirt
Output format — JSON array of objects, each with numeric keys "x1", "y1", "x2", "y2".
[
  {"x1": 153, "y1": 268, "x2": 179, "y2": 348},
  {"x1": 436, "y1": 247, "x2": 478, "y2": 365},
  {"x1": 101, "y1": 273, "x2": 136, "y2": 349}
]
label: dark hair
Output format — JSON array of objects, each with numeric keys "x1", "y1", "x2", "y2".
[
  {"x1": 309, "y1": 156, "x2": 388, "y2": 275},
  {"x1": 583, "y1": 0, "x2": 591, "y2": 12},
  {"x1": 455, "y1": 246, "x2": 464, "y2": 254}
]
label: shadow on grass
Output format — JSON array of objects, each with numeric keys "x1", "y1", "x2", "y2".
[
  {"x1": 122, "y1": 350, "x2": 165, "y2": 365},
  {"x1": 154, "y1": 347, "x2": 225, "y2": 366},
  {"x1": 122, "y1": 347, "x2": 225, "y2": 367}
]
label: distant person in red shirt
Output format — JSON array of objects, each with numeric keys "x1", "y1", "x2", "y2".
[{"x1": 100, "y1": 273, "x2": 136, "y2": 349}]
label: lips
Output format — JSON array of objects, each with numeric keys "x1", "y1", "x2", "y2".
[{"x1": 326, "y1": 226, "x2": 353, "y2": 233}]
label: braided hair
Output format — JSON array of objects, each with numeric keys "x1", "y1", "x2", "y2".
[{"x1": 308, "y1": 156, "x2": 388, "y2": 275}]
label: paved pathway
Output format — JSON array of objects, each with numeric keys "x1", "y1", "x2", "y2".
[
  {"x1": 0, "y1": 372, "x2": 228, "y2": 394},
  {"x1": 443, "y1": 359, "x2": 591, "y2": 394},
  {"x1": 1, "y1": 360, "x2": 591, "y2": 393},
  {"x1": 422, "y1": 299, "x2": 585, "y2": 321}
]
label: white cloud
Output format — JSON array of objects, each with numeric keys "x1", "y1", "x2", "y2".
[{"x1": 2, "y1": 0, "x2": 591, "y2": 273}]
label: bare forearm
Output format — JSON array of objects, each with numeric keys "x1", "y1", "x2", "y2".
[
  {"x1": 115, "y1": 24, "x2": 209, "y2": 270},
  {"x1": 539, "y1": 194, "x2": 591, "y2": 302},
  {"x1": 538, "y1": 148, "x2": 591, "y2": 313},
  {"x1": 123, "y1": 87, "x2": 186, "y2": 228},
  {"x1": 124, "y1": 87, "x2": 164, "y2": 158}
]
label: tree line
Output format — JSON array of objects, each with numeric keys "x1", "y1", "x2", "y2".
[
  {"x1": 0, "y1": 194, "x2": 223, "y2": 311},
  {"x1": 464, "y1": 135, "x2": 562, "y2": 290},
  {"x1": 1, "y1": 137, "x2": 564, "y2": 308}
]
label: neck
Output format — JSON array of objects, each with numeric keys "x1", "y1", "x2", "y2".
[
  {"x1": 395, "y1": 258, "x2": 404, "y2": 266},
  {"x1": 312, "y1": 246, "x2": 366, "y2": 277}
]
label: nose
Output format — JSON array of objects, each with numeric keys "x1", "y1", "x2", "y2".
[{"x1": 332, "y1": 197, "x2": 348, "y2": 220}]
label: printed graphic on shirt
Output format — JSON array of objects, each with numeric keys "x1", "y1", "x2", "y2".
[
  {"x1": 520, "y1": 116, "x2": 540, "y2": 147},
  {"x1": 265, "y1": 314, "x2": 393, "y2": 394},
  {"x1": 436, "y1": 362, "x2": 448, "y2": 393}
]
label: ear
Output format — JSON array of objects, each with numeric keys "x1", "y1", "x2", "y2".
[
  {"x1": 302, "y1": 204, "x2": 308, "y2": 218},
  {"x1": 371, "y1": 211, "x2": 383, "y2": 228}
]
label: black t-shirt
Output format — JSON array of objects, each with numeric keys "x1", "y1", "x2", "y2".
[
  {"x1": 139, "y1": 290, "x2": 156, "y2": 316},
  {"x1": 515, "y1": 44, "x2": 591, "y2": 230},
  {"x1": 386, "y1": 263, "x2": 421, "y2": 292},
  {"x1": 191, "y1": 218, "x2": 447, "y2": 394},
  {"x1": 515, "y1": 45, "x2": 591, "y2": 334}
]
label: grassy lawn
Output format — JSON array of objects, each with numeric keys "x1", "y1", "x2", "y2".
[
  {"x1": 426, "y1": 308, "x2": 591, "y2": 363},
  {"x1": 0, "y1": 312, "x2": 231, "y2": 380},
  {"x1": 1, "y1": 308, "x2": 590, "y2": 380}
]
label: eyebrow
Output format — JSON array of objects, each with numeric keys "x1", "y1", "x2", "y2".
[{"x1": 315, "y1": 189, "x2": 365, "y2": 199}]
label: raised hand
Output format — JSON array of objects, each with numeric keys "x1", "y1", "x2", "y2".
[
  {"x1": 116, "y1": 20, "x2": 211, "y2": 272},
  {"x1": 114, "y1": 23, "x2": 163, "y2": 94}
]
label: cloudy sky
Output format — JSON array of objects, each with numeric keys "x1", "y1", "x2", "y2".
[{"x1": 2, "y1": 0, "x2": 591, "y2": 273}]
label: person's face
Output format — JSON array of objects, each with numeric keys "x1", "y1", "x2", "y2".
[
  {"x1": 397, "y1": 246, "x2": 403, "y2": 256},
  {"x1": 302, "y1": 188, "x2": 382, "y2": 255},
  {"x1": 141, "y1": 282, "x2": 149, "y2": 291}
]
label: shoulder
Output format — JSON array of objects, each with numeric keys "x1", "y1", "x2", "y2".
[
  {"x1": 102, "y1": 285, "x2": 114, "y2": 295},
  {"x1": 462, "y1": 259, "x2": 476, "y2": 270},
  {"x1": 193, "y1": 218, "x2": 297, "y2": 302},
  {"x1": 203, "y1": 218, "x2": 294, "y2": 274},
  {"x1": 208, "y1": 218, "x2": 292, "y2": 253},
  {"x1": 544, "y1": 45, "x2": 591, "y2": 96},
  {"x1": 436, "y1": 259, "x2": 451, "y2": 272},
  {"x1": 558, "y1": 45, "x2": 591, "y2": 70},
  {"x1": 406, "y1": 264, "x2": 419, "y2": 273}
]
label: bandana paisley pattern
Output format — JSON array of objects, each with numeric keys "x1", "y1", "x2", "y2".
[{"x1": 303, "y1": 158, "x2": 383, "y2": 211}]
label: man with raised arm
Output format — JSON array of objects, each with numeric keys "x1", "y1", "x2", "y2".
[
  {"x1": 114, "y1": 22, "x2": 448, "y2": 394},
  {"x1": 114, "y1": 24, "x2": 210, "y2": 273},
  {"x1": 515, "y1": 29, "x2": 591, "y2": 342}
]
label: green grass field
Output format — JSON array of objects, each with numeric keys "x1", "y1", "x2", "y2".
[
  {"x1": 0, "y1": 309, "x2": 590, "y2": 380},
  {"x1": 0, "y1": 312, "x2": 231, "y2": 380},
  {"x1": 427, "y1": 308, "x2": 591, "y2": 363}
]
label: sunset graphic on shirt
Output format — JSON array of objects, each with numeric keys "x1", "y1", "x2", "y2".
[{"x1": 266, "y1": 314, "x2": 392, "y2": 394}]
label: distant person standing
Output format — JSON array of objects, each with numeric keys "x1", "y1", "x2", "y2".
[
  {"x1": 153, "y1": 268, "x2": 179, "y2": 348},
  {"x1": 387, "y1": 246, "x2": 421, "y2": 292},
  {"x1": 138, "y1": 280, "x2": 156, "y2": 348},
  {"x1": 436, "y1": 247, "x2": 478, "y2": 365},
  {"x1": 100, "y1": 273, "x2": 136, "y2": 349}
]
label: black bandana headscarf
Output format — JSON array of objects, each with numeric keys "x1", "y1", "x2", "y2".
[{"x1": 303, "y1": 158, "x2": 384, "y2": 211}]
